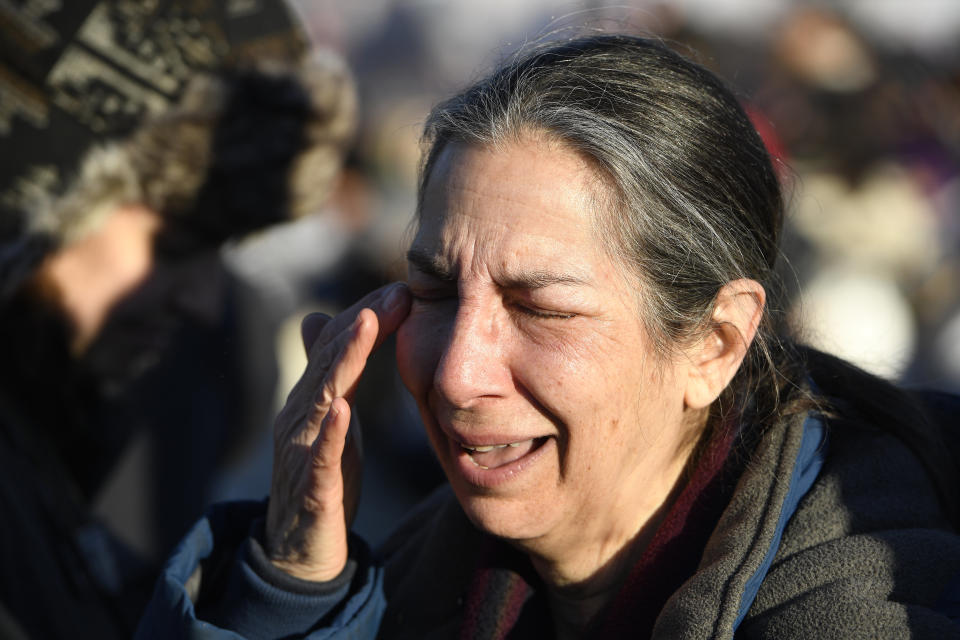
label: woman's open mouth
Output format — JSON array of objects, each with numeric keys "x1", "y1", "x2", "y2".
[
  {"x1": 460, "y1": 437, "x2": 547, "y2": 469},
  {"x1": 450, "y1": 435, "x2": 552, "y2": 488}
]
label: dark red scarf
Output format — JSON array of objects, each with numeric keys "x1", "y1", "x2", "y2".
[{"x1": 458, "y1": 422, "x2": 744, "y2": 640}]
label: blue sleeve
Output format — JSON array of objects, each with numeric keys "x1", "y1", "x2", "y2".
[
  {"x1": 135, "y1": 501, "x2": 386, "y2": 639},
  {"x1": 937, "y1": 571, "x2": 960, "y2": 624}
]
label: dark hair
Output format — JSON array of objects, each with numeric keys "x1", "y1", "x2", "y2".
[{"x1": 418, "y1": 34, "x2": 802, "y2": 435}]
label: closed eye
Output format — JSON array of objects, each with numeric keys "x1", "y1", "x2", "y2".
[
  {"x1": 509, "y1": 302, "x2": 576, "y2": 320},
  {"x1": 413, "y1": 293, "x2": 574, "y2": 321}
]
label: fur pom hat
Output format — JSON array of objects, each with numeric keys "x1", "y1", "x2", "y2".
[{"x1": 0, "y1": 1, "x2": 356, "y2": 298}]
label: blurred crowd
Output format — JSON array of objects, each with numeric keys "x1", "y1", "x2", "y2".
[
  {"x1": 283, "y1": 0, "x2": 960, "y2": 542},
  {"x1": 291, "y1": 0, "x2": 960, "y2": 384},
  {"x1": 1, "y1": 0, "x2": 958, "y2": 634}
]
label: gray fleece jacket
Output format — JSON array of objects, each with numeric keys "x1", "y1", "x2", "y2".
[{"x1": 139, "y1": 393, "x2": 960, "y2": 639}]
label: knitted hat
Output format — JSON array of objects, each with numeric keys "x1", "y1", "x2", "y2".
[{"x1": 0, "y1": 0, "x2": 356, "y2": 298}]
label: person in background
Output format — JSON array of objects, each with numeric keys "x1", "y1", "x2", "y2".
[
  {"x1": 140, "y1": 34, "x2": 960, "y2": 639},
  {"x1": 0, "y1": 2, "x2": 356, "y2": 637}
]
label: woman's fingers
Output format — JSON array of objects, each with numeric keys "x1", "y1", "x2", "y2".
[
  {"x1": 306, "y1": 397, "x2": 350, "y2": 513},
  {"x1": 269, "y1": 397, "x2": 352, "y2": 582},
  {"x1": 265, "y1": 283, "x2": 411, "y2": 583},
  {"x1": 319, "y1": 308, "x2": 378, "y2": 407},
  {"x1": 297, "y1": 308, "x2": 377, "y2": 448},
  {"x1": 288, "y1": 284, "x2": 410, "y2": 405},
  {"x1": 282, "y1": 282, "x2": 410, "y2": 438},
  {"x1": 301, "y1": 312, "x2": 331, "y2": 353},
  {"x1": 308, "y1": 283, "x2": 410, "y2": 361}
]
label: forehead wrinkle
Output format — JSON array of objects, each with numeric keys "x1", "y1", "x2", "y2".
[
  {"x1": 412, "y1": 140, "x2": 609, "y2": 292},
  {"x1": 449, "y1": 171, "x2": 594, "y2": 242},
  {"x1": 408, "y1": 234, "x2": 593, "y2": 292}
]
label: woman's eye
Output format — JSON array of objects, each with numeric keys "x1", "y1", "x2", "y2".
[{"x1": 513, "y1": 303, "x2": 575, "y2": 320}]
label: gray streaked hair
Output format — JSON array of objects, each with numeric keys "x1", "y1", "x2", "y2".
[{"x1": 417, "y1": 34, "x2": 801, "y2": 431}]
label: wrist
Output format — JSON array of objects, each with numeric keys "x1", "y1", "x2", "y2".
[
  {"x1": 259, "y1": 517, "x2": 350, "y2": 582},
  {"x1": 249, "y1": 522, "x2": 356, "y2": 590}
]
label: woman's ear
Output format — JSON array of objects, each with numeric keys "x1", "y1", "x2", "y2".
[{"x1": 684, "y1": 279, "x2": 766, "y2": 410}]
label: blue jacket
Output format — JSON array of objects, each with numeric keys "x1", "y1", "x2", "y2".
[{"x1": 138, "y1": 401, "x2": 960, "y2": 639}]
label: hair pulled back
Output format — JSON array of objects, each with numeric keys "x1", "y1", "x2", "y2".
[{"x1": 418, "y1": 34, "x2": 804, "y2": 432}]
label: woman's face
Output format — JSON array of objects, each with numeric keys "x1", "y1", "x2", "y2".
[{"x1": 396, "y1": 137, "x2": 697, "y2": 553}]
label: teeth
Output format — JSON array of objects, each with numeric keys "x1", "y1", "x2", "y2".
[
  {"x1": 460, "y1": 438, "x2": 535, "y2": 469},
  {"x1": 468, "y1": 456, "x2": 489, "y2": 470},
  {"x1": 461, "y1": 443, "x2": 514, "y2": 452}
]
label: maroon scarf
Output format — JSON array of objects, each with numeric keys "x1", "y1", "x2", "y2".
[{"x1": 458, "y1": 422, "x2": 743, "y2": 640}]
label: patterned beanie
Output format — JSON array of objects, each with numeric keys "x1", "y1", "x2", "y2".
[{"x1": 0, "y1": 0, "x2": 356, "y2": 298}]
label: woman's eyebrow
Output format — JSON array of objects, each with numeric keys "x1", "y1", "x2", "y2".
[
  {"x1": 499, "y1": 270, "x2": 587, "y2": 290},
  {"x1": 406, "y1": 248, "x2": 455, "y2": 282},
  {"x1": 406, "y1": 248, "x2": 587, "y2": 290}
]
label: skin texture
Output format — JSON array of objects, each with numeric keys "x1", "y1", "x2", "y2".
[
  {"x1": 395, "y1": 138, "x2": 702, "y2": 597},
  {"x1": 265, "y1": 135, "x2": 764, "y2": 635}
]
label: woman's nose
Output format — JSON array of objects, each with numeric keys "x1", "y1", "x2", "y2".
[{"x1": 432, "y1": 301, "x2": 509, "y2": 408}]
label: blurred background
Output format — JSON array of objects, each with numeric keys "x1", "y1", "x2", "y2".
[
  {"x1": 9, "y1": 0, "x2": 956, "y2": 559},
  {"x1": 203, "y1": 0, "x2": 960, "y2": 546},
  {"x1": 265, "y1": 0, "x2": 960, "y2": 545}
]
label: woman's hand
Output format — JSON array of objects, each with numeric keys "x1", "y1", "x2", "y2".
[{"x1": 265, "y1": 283, "x2": 411, "y2": 582}]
